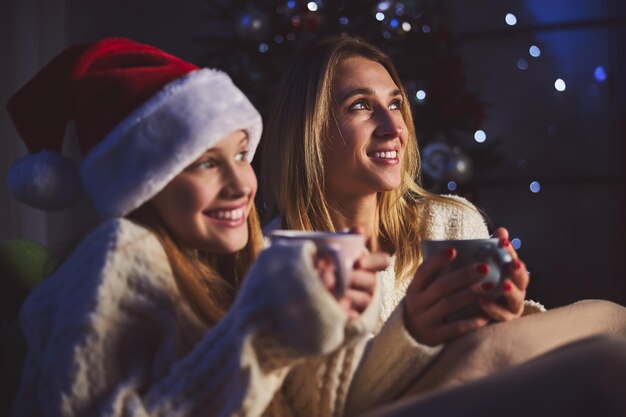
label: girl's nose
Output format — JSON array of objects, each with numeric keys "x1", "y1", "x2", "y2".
[{"x1": 220, "y1": 164, "x2": 253, "y2": 199}]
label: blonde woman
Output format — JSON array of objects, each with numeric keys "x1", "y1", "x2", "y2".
[{"x1": 261, "y1": 34, "x2": 626, "y2": 414}]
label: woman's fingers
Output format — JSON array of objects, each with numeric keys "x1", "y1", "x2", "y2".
[
  {"x1": 480, "y1": 279, "x2": 526, "y2": 321},
  {"x1": 409, "y1": 247, "x2": 457, "y2": 293},
  {"x1": 418, "y1": 263, "x2": 489, "y2": 308},
  {"x1": 508, "y1": 259, "x2": 529, "y2": 292},
  {"x1": 417, "y1": 313, "x2": 491, "y2": 346}
]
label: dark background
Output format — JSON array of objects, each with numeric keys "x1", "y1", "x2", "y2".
[{"x1": 1, "y1": 0, "x2": 624, "y2": 309}]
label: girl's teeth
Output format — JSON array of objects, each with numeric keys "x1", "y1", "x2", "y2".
[
  {"x1": 374, "y1": 151, "x2": 397, "y2": 159},
  {"x1": 209, "y1": 208, "x2": 244, "y2": 220}
]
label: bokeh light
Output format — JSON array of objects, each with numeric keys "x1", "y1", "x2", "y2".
[
  {"x1": 505, "y1": 13, "x2": 518, "y2": 26},
  {"x1": 530, "y1": 181, "x2": 541, "y2": 193},
  {"x1": 529, "y1": 45, "x2": 541, "y2": 57},
  {"x1": 594, "y1": 66, "x2": 607, "y2": 82},
  {"x1": 517, "y1": 58, "x2": 528, "y2": 70},
  {"x1": 554, "y1": 78, "x2": 566, "y2": 91}
]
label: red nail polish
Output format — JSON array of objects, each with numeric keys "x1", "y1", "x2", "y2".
[
  {"x1": 481, "y1": 281, "x2": 494, "y2": 291},
  {"x1": 500, "y1": 238, "x2": 510, "y2": 247},
  {"x1": 476, "y1": 263, "x2": 489, "y2": 275},
  {"x1": 512, "y1": 260, "x2": 522, "y2": 271},
  {"x1": 503, "y1": 281, "x2": 512, "y2": 292},
  {"x1": 444, "y1": 247, "x2": 455, "y2": 258}
]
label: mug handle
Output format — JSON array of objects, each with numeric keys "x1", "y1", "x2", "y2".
[{"x1": 317, "y1": 244, "x2": 348, "y2": 297}]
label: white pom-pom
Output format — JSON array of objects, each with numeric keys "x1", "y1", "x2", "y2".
[{"x1": 7, "y1": 150, "x2": 82, "y2": 211}]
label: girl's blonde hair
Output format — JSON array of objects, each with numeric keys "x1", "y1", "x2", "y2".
[
  {"x1": 261, "y1": 34, "x2": 458, "y2": 279},
  {"x1": 128, "y1": 202, "x2": 264, "y2": 326}
]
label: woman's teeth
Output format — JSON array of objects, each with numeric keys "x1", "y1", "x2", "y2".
[
  {"x1": 372, "y1": 151, "x2": 397, "y2": 159},
  {"x1": 207, "y1": 208, "x2": 244, "y2": 220}
]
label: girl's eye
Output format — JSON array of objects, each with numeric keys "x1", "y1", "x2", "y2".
[
  {"x1": 235, "y1": 150, "x2": 249, "y2": 162},
  {"x1": 197, "y1": 159, "x2": 216, "y2": 169}
]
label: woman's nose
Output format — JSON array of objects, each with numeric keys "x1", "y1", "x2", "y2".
[{"x1": 375, "y1": 108, "x2": 404, "y2": 138}]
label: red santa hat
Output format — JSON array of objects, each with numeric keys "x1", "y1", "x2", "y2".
[{"x1": 6, "y1": 37, "x2": 262, "y2": 218}]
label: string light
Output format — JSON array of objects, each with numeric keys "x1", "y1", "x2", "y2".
[
  {"x1": 376, "y1": 12, "x2": 385, "y2": 21},
  {"x1": 377, "y1": 1, "x2": 391, "y2": 11},
  {"x1": 530, "y1": 181, "x2": 541, "y2": 193},
  {"x1": 259, "y1": 43, "x2": 269, "y2": 53},
  {"x1": 339, "y1": 16, "x2": 349, "y2": 25},
  {"x1": 416, "y1": 90, "x2": 426, "y2": 101},
  {"x1": 594, "y1": 66, "x2": 607, "y2": 82},
  {"x1": 447, "y1": 181, "x2": 458, "y2": 191},
  {"x1": 529, "y1": 45, "x2": 541, "y2": 57},
  {"x1": 511, "y1": 238, "x2": 522, "y2": 250},
  {"x1": 517, "y1": 58, "x2": 528, "y2": 70},
  {"x1": 505, "y1": 13, "x2": 517, "y2": 26},
  {"x1": 307, "y1": 2, "x2": 318, "y2": 12},
  {"x1": 554, "y1": 78, "x2": 566, "y2": 91},
  {"x1": 422, "y1": 24, "x2": 431, "y2": 33},
  {"x1": 402, "y1": 22, "x2": 411, "y2": 31},
  {"x1": 474, "y1": 130, "x2": 487, "y2": 143}
]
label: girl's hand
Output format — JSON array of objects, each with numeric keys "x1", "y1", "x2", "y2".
[
  {"x1": 478, "y1": 227, "x2": 529, "y2": 321},
  {"x1": 404, "y1": 247, "x2": 492, "y2": 346},
  {"x1": 314, "y1": 251, "x2": 389, "y2": 320}
]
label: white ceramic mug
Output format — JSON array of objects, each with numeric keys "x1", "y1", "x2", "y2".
[{"x1": 269, "y1": 230, "x2": 366, "y2": 296}]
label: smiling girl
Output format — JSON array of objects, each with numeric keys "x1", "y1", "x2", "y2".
[{"x1": 7, "y1": 38, "x2": 387, "y2": 417}]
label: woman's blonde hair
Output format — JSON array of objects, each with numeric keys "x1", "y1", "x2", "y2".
[
  {"x1": 261, "y1": 34, "x2": 457, "y2": 279},
  {"x1": 128, "y1": 202, "x2": 264, "y2": 326}
]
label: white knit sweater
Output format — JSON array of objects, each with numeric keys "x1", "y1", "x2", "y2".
[
  {"x1": 14, "y1": 218, "x2": 381, "y2": 417},
  {"x1": 15, "y1": 196, "x2": 544, "y2": 417},
  {"x1": 264, "y1": 195, "x2": 546, "y2": 417}
]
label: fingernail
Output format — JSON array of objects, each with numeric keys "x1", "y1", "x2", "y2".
[
  {"x1": 503, "y1": 281, "x2": 512, "y2": 292},
  {"x1": 481, "y1": 281, "x2": 494, "y2": 291},
  {"x1": 476, "y1": 263, "x2": 489, "y2": 275},
  {"x1": 500, "y1": 238, "x2": 510, "y2": 248},
  {"x1": 444, "y1": 247, "x2": 455, "y2": 258},
  {"x1": 512, "y1": 260, "x2": 522, "y2": 270}
]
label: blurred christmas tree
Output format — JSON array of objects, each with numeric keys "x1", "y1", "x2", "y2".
[{"x1": 197, "y1": 0, "x2": 500, "y2": 193}]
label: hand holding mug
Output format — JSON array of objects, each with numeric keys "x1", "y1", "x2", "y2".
[
  {"x1": 270, "y1": 230, "x2": 389, "y2": 319},
  {"x1": 405, "y1": 231, "x2": 527, "y2": 346},
  {"x1": 479, "y1": 227, "x2": 529, "y2": 321}
]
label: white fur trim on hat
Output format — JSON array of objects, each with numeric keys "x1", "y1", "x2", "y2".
[{"x1": 80, "y1": 68, "x2": 262, "y2": 219}]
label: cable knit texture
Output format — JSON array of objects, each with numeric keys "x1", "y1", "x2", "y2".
[
  {"x1": 264, "y1": 195, "x2": 545, "y2": 417},
  {"x1": 14, "y1": 218, "x2": 381, "y2": 417}
]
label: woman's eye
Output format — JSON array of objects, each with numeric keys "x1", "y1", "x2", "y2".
[
  {"x1": 390, "y1": 100, "x2": 402, "y2": 110},
  {"x1": 235, "y1": 150, "x2": 249, "y2": 162},
  {"x1": 349, "y1": 100, "x2": 369, "y2": 111}
]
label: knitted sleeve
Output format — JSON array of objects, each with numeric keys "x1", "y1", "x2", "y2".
[
  {"x1": 343, "y1": 301, "x2": 442, "y2": 416},
  {"x1": 15, "y1": 219, "x2": 349, "y2": 417}
]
